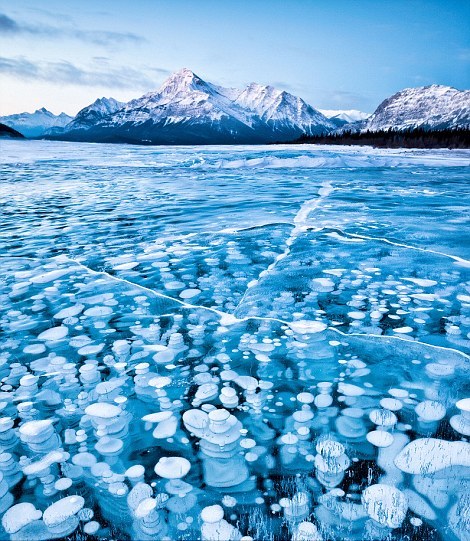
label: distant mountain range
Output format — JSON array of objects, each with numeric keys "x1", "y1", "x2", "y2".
[
  {"x1": 0, "y1": 108, "x2": 73, "y2": 137},
  {"x1": 319, "y1": 109, "x2": 371, "y2": 127},
  {"x1": 1, "y1": 71, "x2": 468, "y2": 144}
]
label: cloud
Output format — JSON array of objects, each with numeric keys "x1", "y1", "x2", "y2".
[
  {"x1": 0, "y1": 13, "x2": 18, "y2": 32},
  {"x1": 323, "y1": 90, "x2": 373, "y2": 110},
  {"x1": 458, "y1": 48, "x2": 470, "y2": 62},
  {"x1": 271, "y1": 81, "x2": 297, "y2": 92},
  {"x1": 148, "y1": 67, "x2": 174, "y2": 77},
  {"x1": 0, "y1": 12, "x2": 146, "y2": 47},
  {"x1": 0, "y1": 56, "x2": 162, "y2": 90}
]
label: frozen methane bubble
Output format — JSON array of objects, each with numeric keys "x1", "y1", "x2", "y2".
[
  {"x1": 292, "y1": 521, "x2": 323, "y2": 541},
  {"x1": 362, "y1": 484, "x2": 408, "y2": 528},
  {"x1": 179, "y1": 288, "x2": 201, "y2": 299},
  {"x1": 84, "y1": 521, "x2": 100, "y2": 535},
  {"x1": 154, "y1": 456, "x2": 191, "y2": 479},
  {"x1": 366, "y1": 430, "x2": 394, "y2": 448},
  {"x1": 394, "y1": 438, "x2": 470, "y2": 474},
  {"x1": 43, "y1": 495, "x2": 85, "y2": 537},
  {"x1": 380, "y1": 398, "x2": 403, "y2": 411},
  {"x1": 30, "y1": 268, "x2": 71, "y2": 284},
  {"x1": 450, "y1": 397, "x2": 470, "y2": 436},
  {"x1": 19, "y1": 419, "x2": 61, "y2": 454},
  {"x1": 200, "y1": 504, "x2": 241, "y2": 541},
  {"x1": 415, "y1": 400, "x2": 446, "y2": 422},
  {"x1": 37, "y1": 326, "x2": 69, "y2": 341},
  {"x1": 281, "y1": 492, "x2": 310, "y2": 523},
  {"x1": 2, "y1": 502, "x2": 42, "y2": 533},
  {"x1": 337, "y1": 383, "x2": 364, "y2": 397},
  {"x1": 369, "y1": 409, "x2": 397, "y2": 429},
  {"x1": 415, "y1": 400, "x2": 446, "y2": 434},
  {"x1": 288, "y1": 320, "x2": 327, "y2": 334},
  {"x1": 53, "y1": 304, "x2": 84, "y2": 319},
  {"x1": 315, "y1": 439, "x2": 350, "y2": 488}
]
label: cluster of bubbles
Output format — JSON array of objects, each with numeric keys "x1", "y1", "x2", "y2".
[{"x1": 0, "y1": 249, "x2": 468, "y2": 541}]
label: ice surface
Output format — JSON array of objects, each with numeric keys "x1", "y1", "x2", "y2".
[{"x1": 0, "y1": 140, "x2": 469, "y2": 541}]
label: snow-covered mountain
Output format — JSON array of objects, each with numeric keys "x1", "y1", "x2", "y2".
[
  {"x1": 319, "y1": 109, "x2": 371, "y2": 127},
  {"x1": 233, "y1": 82, "x2": 333, "y2": 135},
  {"x1": 362, "y1": 85, "x2": 470, "y2": 132},
  {"x1": 0, "y1": 108, "x2": 73, "y2": 137},
  {"x1": 63, "y1": 97, "x2": 124, "y2": 132},
  {"x1": 57, "y1": 69, "x2": 335, "y2": 144}
]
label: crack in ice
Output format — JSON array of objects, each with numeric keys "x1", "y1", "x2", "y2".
[
  {"x1": 322, "y1": 227, "x2": 470, "y2": 266},
  {"x1": 2, "y1": 253, "x2": 468, "y2": 362},
  {"x1": 57, "y1": 256, "x2": 470, "y2": 362},
  {"x1": 234, "y1": 180, "x2": 335, "y2": 310}
]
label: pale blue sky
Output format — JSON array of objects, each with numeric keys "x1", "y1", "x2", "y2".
[{"x1": 0, "y1": 0, "x2": 468, "y2": 116}]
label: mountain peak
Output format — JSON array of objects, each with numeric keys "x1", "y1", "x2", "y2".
[
  {"x1": 63, "y1": 96, "x2": 124, "y2": 132},
  {"x1": 320, "y1": 109, "x2": 371, "y2": 123},
  {"x1": 174, "y1": 67, "x2": 198, "y2": 78},
  {"x1": 90, "y1": 97, "x2": 114, "y2": 105},
  {"x1": 158, "y1": 68, "x2": 207, "y2": 95},
  {"x1": 363, "y1": 84, "x2": 470, "y2": 132},
  {"x1": 54, "y1": 70, "x2": 336, "y2": 143}
]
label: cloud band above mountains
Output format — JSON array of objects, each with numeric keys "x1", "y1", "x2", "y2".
[
  {"x1": 0, "y1": 56, "x2": 170, "y2": 89},
  {"x1": 0, "y1": 12, "x2": 145, "y2": 47}
]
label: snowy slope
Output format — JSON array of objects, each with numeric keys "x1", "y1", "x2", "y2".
[
  {"x1": 61, "y1": 69, "x2": 335, "y2": 144},
  {"x1": 0, "y1": 108, "x2": 73, "y2": 137},
  {"x1": 63, "y1": 97, "x2": 124, "y2": 131},
  {"x1": 363, "y1": 85, "x2": 470, "y2": 131},
  {"x1": 234, "y1": 83, "x2": 332, "y2": 135},
  {"x1": 319, "y1": 109, "x2": 371, "y2": 123},
  {"x1": 108, "y1": 70, "x2": 252, "y2": 127}
]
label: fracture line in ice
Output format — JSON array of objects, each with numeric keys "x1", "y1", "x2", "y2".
[
  {"x1": 219, "y1": 221, "x2": 469, "y2": 269},
  {"x1": 233, "y1": 180, "x2": 334, "y2": 310},
  {"x1": 60, "y1": 257, "x2": 470, "y2": 362},
  {"x1": 219, "y1": 221, "x2": 293, "y2": 234},
  {"x1": 328, "y1": 327, "x2": 470, "y2": 361},
  {"x1": 60, "y1": 256, "x2": 244, "y2": 327},
  {"x1": 324, "y1": 227, "x2": 470, "y2": 267},
  {"x1": 2, "y1": 253, "x2": 469, "y2": 363}
]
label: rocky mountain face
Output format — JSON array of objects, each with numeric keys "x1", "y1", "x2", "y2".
[
  {"x1": 58, "y1": 69, "x2": 335, "y2": 144},
  {"x1": 11, "y1": 78, "x2": 468, "y2": 144},
  {"x1": 360, "y1": 85, "x2": 470, "y2": 132},
  {"x1": 63, "y1": 97, "x2": 125, "y2": 132}
]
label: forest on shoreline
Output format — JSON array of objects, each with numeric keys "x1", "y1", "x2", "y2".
[{"x1": 291, "y1": 127, "x2": 470, "y2": 149}]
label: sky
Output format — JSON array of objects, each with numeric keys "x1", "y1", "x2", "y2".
[{"x1": 0, "y1": 0, "x2": 469, "y2": 116}]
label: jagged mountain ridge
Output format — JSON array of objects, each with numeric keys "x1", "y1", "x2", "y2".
[
  {"x1": 0, "y1": 108, "x2": 73, "y2": 137},
  {"x1": 64, "y1": 97, "x2": 125, "y2": 132},
  {"x1": 10, "y1": 77, "x2": 468, "y2": 144},
  {"x1": 319, "y1": 109, "x2": 371, "y2": 128},
  {"x1": 59, "y1": 69, "x2": 335, "y2": 144},
  {"x1": 361, "y1": 85, "x2": 470, "y2": 132}
]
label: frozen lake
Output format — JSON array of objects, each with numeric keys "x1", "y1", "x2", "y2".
[{"x1": 0, "y1": 140, "x2": 469, "y2": 540}]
